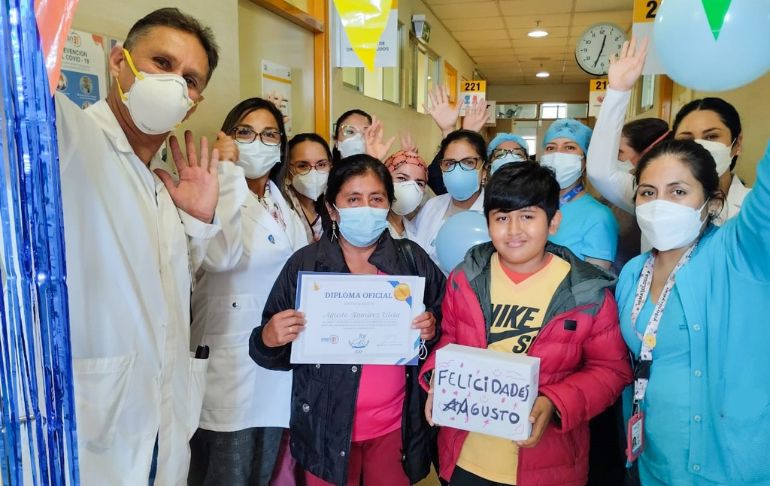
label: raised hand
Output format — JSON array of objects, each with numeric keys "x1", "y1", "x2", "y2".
[
  {"x1": 364, "y1": 117, "x2": 396, "y2": 161},
  {"x1": 424, "y1": 85, "x2": 460, "y2": 137},
  {"x1": 155, "y1": 130, "x2": 220, "y2": 223},
  {"x1": 608, "y1": 36, "x2": 649, "y2": 92},
  {"x1": 400, "y1": 131, "x2": 418, "y2": 153},
  {"x1": 462, "y1": 99, "x2": 489, "y2": 133},
  {"x1": 213, "y1": 130, "x2": 239, "y2": 163}
]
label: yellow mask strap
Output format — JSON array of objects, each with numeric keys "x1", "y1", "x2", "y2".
[
  {"x1": 122, "y1": 49, "x2": 143, "y2": 79},
  {"x1": 116, "y1": 49, "x2": 144, "y2": 101}
]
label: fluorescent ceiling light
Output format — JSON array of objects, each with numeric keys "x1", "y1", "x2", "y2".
[
  {"x1": 528, "y1": 21, "x2": 548, "y2": 38},
  {"x1": 536, "y1": 71, "x2": 550, "y2": 78}
]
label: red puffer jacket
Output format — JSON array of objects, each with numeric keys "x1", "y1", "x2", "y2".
[{"x1": 420, "y1": 242, "x2": 632, "y2": 486}]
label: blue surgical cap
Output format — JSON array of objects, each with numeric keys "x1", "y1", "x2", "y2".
[
  {"x1": 542, "y1": 119, "x2": 593, "y2": 154},
  {"x1": 487, "y1": 133, "x2": 529, "y2": 158}
]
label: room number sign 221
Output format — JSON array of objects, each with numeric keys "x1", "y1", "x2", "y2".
[{"x1": 463, "y1": 81, "x2": 486, "y2": 92}]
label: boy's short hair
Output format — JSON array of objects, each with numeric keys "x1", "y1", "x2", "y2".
[{"x1": 484, "y1": 161, "x2": 560, "y2": 222}]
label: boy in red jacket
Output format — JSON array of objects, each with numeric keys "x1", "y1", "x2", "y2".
[{"x1": 421, "y1": 162, "x2": 632, "y2": 486}]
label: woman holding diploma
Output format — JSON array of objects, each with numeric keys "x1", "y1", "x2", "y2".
[{"x1": 250, "y1": 154, "x2": 446, "y2": 486}]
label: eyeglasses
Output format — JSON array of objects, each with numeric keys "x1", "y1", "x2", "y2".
[
  {"x1": 292, "y1": 159, "x2": 331, "y2": 175},
  {"x1": 439, "y1": 157, "x2": 483, "y2": 172},
  {"x1": 230, "y1": 126, "x2": 282, "y2": 146},
  {"x1": 339, "y1": 124, "x2": 370, "y2": 139},
  {"x1": 491, "y1": 148, "x2": 527, "y2": 160}
]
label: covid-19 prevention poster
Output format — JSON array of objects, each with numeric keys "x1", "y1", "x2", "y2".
[{"x1": 57, "y1": 28, "x2": 108, "y2": 109}]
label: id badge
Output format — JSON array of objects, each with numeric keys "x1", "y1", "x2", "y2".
[{"x1": 625, "y1": 411, "x2": 645, "y2": 464}]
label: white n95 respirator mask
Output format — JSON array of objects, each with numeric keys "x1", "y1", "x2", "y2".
[{"x1": 117, "y1": 49, "x2": 195, "y2": 135}]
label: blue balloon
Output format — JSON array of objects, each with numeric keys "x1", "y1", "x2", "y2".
[
  {"x1": 653, "y1": 0, "x2": 770, "y2": 92},
  {"x1": 435, "y1": 211, "x2": 490, "y2": 273}
]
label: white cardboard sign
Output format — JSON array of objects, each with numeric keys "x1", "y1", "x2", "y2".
[{"x1": 432, "y1": 344, "x2": 540, "y2": 441}]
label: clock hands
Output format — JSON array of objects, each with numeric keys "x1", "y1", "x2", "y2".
[{"x1": 594, "y1": 35, "x2": 607, "y2": 68}]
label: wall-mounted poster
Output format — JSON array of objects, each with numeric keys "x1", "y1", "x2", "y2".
[
  {"x1": 262, "y1": 60, "x2": 293, "y2": 135},
  {"x1": 57, "y1": 29, "x2": 107, "y2": 109}
]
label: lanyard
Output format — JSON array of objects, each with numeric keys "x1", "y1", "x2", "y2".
[
  {"x1": 630, "y1": 242, "x2": 698, "y2": 409},
  {"x1": 559, "y1": 183, "x2": 584, "y2": 206}
]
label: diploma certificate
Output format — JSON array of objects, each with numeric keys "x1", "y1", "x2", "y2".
[{"x1": 290, "y1": 272, "x2": 426, "y2": 365}]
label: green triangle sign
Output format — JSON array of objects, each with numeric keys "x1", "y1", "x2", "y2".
[{"x1": 702, "y1": 0, "x2": 732, "y2": 40}]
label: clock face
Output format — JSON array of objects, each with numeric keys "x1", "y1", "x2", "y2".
[{"x1": 575, "y1": 23, "x2": 627, "y2": 76}]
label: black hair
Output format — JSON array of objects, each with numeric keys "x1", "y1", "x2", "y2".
[
  {"x1": 325, "y1": 154, "x2": 395, "y2": 208},
  {"x1": 484, "y1": 161, "x2": 560, "y2": 222},
  {"x1": 673, "y1": 97, "x2": 741, "y2": 140},
  {"x1": 672, "y1": 97, "x2": 742, "y2": 171},
  {"x1": 281, "y1": 133, "x2": 333, "y2": 200},
  {"x1": 124, "y1": 8, "x2": 219, "y2": 83},
  {"x1": 621, "y1": 118, "x2": 669, "y2": 154},
  {"x1": 288, "y1": 132, "x2": 333, "y2": 162},
  {"x1": 332, "y1": 109, "x2": 372, "y2": 163},
  {"x1": 635, "y1": 139, "x2": 725, "y2": 214},
  {"x1": 220, "y1": 97, "x2": 288, "y2": 184},
  {"x1": 437, "y1": 130, "x2": 489, "y2": 166}
]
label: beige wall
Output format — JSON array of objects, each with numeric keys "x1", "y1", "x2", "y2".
[
  {"x1": 487, "y1": 83, "x2": 588, "y2": 103},
  {"x1": 330, "y1": 0, "x2": 477, "y2": 157},
  {"x1": 238, "y1": 0, "x2": 315, "y2": 135}
]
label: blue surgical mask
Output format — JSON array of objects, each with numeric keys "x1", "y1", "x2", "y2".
[
  {"x1": 490, "y1": 154, "x2": 525, "y2": 175},
  {"x1": 336, "y1": 206, "x2": 389, "y2": 247},
  {"x1": 443, "y1": 168, "x2": 480, "y2": 201}
]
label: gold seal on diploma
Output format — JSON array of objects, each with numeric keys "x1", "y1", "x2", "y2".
[{"x1": 393, "y1": 283, "x2": 411, "y2": 301}]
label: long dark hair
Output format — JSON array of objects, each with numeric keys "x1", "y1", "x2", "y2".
[
  {"x1": 672, "y1": 97, "x2": 742, "y2": 171},
  {"x1": 622, "y1": 118, "x2": 669, "y2": 154},
  {"x1": 221, "y1": 97, "x2": 288, "y2": 185},
  {"x1": 635, "y1": 139, "x2": 725, "y2": 219},
  {"x1": 437, "y1": 129, "x2": 489, "y2": 166},
  {"x1": 282, "y1": 132, "x2": 333, "y2": 203}
]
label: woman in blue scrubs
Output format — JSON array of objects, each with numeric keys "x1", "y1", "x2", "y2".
[
  {"x1": 617, "y1": 139, "x2": 770, "y2": 485},
  {"x1": 540, "y1": 119, "x2": 619, "y2": 270}
]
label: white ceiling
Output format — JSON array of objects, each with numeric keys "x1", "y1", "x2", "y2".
[{"x1": 425, "y1": 0, "x2": 634, "y2": 85}]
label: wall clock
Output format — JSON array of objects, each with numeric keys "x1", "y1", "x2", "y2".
[{"x1": 575, "y1": 23, "x2": 627, "y2": 76}]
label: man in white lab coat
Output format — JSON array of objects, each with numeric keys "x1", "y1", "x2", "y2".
[{"x1": 55, "y1": 8, "x2": 236, "y2": 485}]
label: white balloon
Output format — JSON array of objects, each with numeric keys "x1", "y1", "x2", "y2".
[{"x1": 653, "y1": 0, "x2": 770, "y2": 92}]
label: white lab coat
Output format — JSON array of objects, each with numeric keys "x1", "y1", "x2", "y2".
[
  {"x1": 387, "y1": 216, "x2": 417, "y2": 240},
  {"x1": 56, "y1": 94, "x2": 237, "y2": 486},
  {"x1": 586, "y1": 87, "x2": 751, "y2": 223},
  {"x1": 191, "y1": 179, "x2": 308, "y2": 432},
  {"x1": 413, "y1": 191, "x2": 485, "y2": 269}
]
